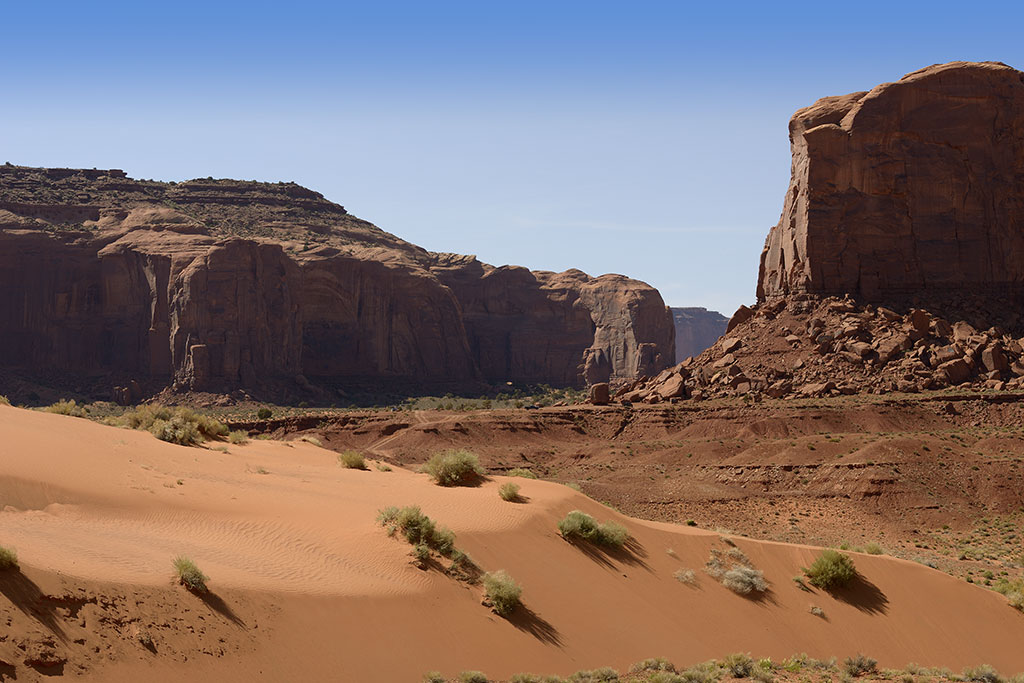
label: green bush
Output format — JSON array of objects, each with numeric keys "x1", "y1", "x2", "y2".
[
  {"x1": 963, "y1": 665, "x2": 1002, "y2": 683},
  {"x1": 423, "y1": 673, "x2": 445, "y2": 683},
  {"x1": 862, "y1": 541, "x2": 883, "y2": 555},
  {"x1": 257, "y1": 406, "x2": 273, "y2": 419},
  {"x1": 804, "y1": 549, "x2": 856, "y2": 590},
  {"x1": 44, "y1": 398, "x2": 87, "y2": 417},
  {"x1": 173, "y1": 556, "x2": 208, "y2": 593},
  {"x1": 630, "y1": 658, "x2": 677, "y2": 674},
  {"x1": 338, "y1": 450, "x2": 368, "y2": 470},
  {"x1": 994, "y1": 578, "x2": 1024, "y2": 611},
  {"x1": 499, "y1": 482, "x2": 521, "y2": 501},
  {"x1": 0, "y1": 395, "x2": 10, "y2": 406},
  {"x1": 506, "y1": 467, "x2": 538, "y2": 479},
  {"x1": 460, "y1": 672, "x2": 489, "y2": 683},
  {"x1": 228, "y1": 430, "x2": 249, "y2": 445},
  {"x1": 843, "y1": 654, "x2": 877, "y2": 677},
  {"x1": 422, "y1": 449, "x2": 484, "y2": 486},
  {"x1": 482, "y1": 569, "x2": 522, "y2": 616},
  {"x1": 557, "y1": 510, "x2": 628, "y2": 548},
  {"x1": 0, "y1": 545, "x2": 18, "y2": 570},
  {"x1": 377, "y1": 505, "x2": 456, "y2": 557}
]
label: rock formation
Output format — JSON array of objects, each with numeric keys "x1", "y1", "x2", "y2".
[
  {"x1": 621, "y1": 62, "x2": 1024, "y2": 405},
  {"x1": 671, "y1": 307, "x2": 728, "y2": 360},
  {"x1": 759, "y1": 61, "x2": 1024, "y2": 303},
  {"x1": 0, "y1": 165, "x2": 674, "y2": 399}
]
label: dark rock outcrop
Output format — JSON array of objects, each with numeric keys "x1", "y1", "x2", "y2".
[
  {"x1": 758, "y1": 61, "x2": 1024, "y2": 303},
  {"x1": 0, "y1": 165, "x2": 674, "y2": 397},
  {"x1": 671, "y1": 307, "x2": 728, "y2": 360}
]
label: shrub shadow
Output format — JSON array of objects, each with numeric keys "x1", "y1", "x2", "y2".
[
  {"x1": 565, "y1": 536, "x2": 651, "y2": 571},
  {"x1": 830, "y1": 573, "x2": 889, "y2": 614},
  {"x1": 196, "y1": 590, "x2": 246, "y2": 627},
  {"x1": 507, "y1": 604, "x2": 562, "y2": 646},
  {"x1": 0, "y1": 571, "x2": 67, "y2": 641},
  {"x1": 737, "y1": 586, "x2": 778, "y2": 606}
]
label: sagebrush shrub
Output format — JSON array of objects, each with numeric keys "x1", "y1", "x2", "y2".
[
  {"x1": 566, "y1": 667, "x2": 619, "y2": 682},
  {"x1": 506, "y1": 467, "x2": 538, "y2": 479},
  {"x1": 722, "y1": 566, "x2": 768, "y2": 594},
  {"x1": 963, "y1": 665, "x2": 1002, "y2": 683},
  {"x1": 44, "y1": 398, "x2": 87, "y2": 417},
  {"x1": 499, "y1": 482, "x2": 521, "y2": 501},
  {"x1": 804, "y1": 549, "x2": 856, "y2": 590},
  {"x1": 459, "y1": 672, "x2": 489, "y2": 683},
  {"x1": 228, "y1": 430, "x2": 249, "y2": 445},
  {"x1": 674, "y1": 568, "x2": 698, "y2": 585},
  {"x1": 422, "y1": 449, "x2": 484, "y2": 486},
  {"x1": 377, "y1": 505, "x2": 456, "y2": 557},
  {"x1": 724, "y1": 653, "x2": 755, "y2": 678},
  {"x1": 630, "y1": 658, "x2": 677, "y2": 674},
  {"x1": 0, "y1": 545, "x2": 18, "y2": 570},
  {"x1": 0, "y1": 395, "x2": 10, "y2": 406},
  {"x1": 557, "y1": 510, "x2": 628, "y2": 548},
  {"x1": 173, "y1": 556, "x2": 208, "y2": 593},
  {"x1": 482, "y1": 569, "x2": 522, "y2": 616},
  {"x1": 112, "y1": 405, "x2": 227, "y2": 445},
  {"x1": 338, "y1": 450, "x2": 368, "y2": 470},
  {"x1": 257, "y1": 406, "x2": 273, "y2": 419},
  {"x1": 843, "y1": 654, "x2": 877, "y2": 677}
]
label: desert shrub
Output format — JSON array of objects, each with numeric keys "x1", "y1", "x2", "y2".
[
  {"x1": 412, "y1": 543, "x2": 431, "y2": 567},
  {"x1": 721, "y1": 566, "x2": 768, "y2": 595},
  {"x1": 459, "y1": 672, "x2": 489, "y2": 683},
  {"x1": 647, "y1": 674, "x2": 685, "y2": 683},
  {"x1": 257, "y1": 406, "x2": 273, "y2": 419},
  {"x1": 557, "y1": 510, "x2": 628, "y2": 548},
  {"x1": 499, "y1": 482, "x2": 521, "y2": 501},
  {"x1": 677, "y1": 663, "x2": 720, "y2": 683},
  {"x1": 507, "y1": 467, "x2": 538, "y2": 479},
  {"x1": 0, "y1": 545, "x2": 18, "y2": 570},
  {"x1": 993, "y1": 578, "x2": 1024, "y2": 610},
  {"x1": 863, "y1": 541, "x2": 883, "y2": 555},
  {"x1": 173, "y1": 556, "x2": 208, "y2": 593},
  {"x1": 377, "y1": 505, "x2": 456, "y2": 557},
  {"x1": 674, "y1": 568, "x2": 697, "y2": 585},
  {"x1": 44, "y1": 398, "x2": 87, "y2": 417},
  {"x1": 228, "y1": 430, "x2": 249, "y2": 445},
  {"x1": 114, "y1": 405, "x2": 227, "y2": 445},
  {"x1": 510, "y1": 675, "x2": 546, "y2": 683},
  {"x1": 963, "y1": 665, "x2": 1002, "y2": 683},
  {"x1": 0, "y1": 395, "x2": 10, "y2": 405},
  {"x1": 843, "y1": 654, "x2": 877, "y2": 677},
  {"x1": 724, "y1": 653, "x2": 755, "y2": 678},
  {"x1": 482, "y1": 569, "x2": 522, "y2": 616},
  {"x1": 300, "y1": 435, "x2": 323, "y2": 447},
  {"x1": 338, "y1": 450, "x2": 367, "y2": 470},
  {"x1": 631, "y1": 658, "x2": 677, "y2": 674},
  {"x1": 567, "y1": 668, "x2": 619, "y2": 682},
  {"x1": 809, "y1": 605, "x2": 825, "y2": 617},
  {"x1": 423, "y1": 672, "x2": 445, "y2": 683},
  {"x1": 804, "y1": 549, "x2": 856, "y2": 590},
  {"x1": 376, "y1": 462, "x2": 393, "y2": 472},
  {"x1": 422, "y1": 449, "x2": 484, "y2": 486}
]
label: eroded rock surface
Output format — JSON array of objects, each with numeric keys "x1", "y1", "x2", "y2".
[
  {"x1": 0, "y1": 165, "x2": 674, "y2": 397},
  {"x1": 759, "y1": 61, "x2": 1024, "y2": 302}
]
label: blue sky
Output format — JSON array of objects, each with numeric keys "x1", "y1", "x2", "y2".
[{"x1": 3, "y1": 1, "x2": 1023, "y2": 313}]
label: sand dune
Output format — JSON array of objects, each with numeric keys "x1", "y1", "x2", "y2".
[{"x1": 2, "y1": 404, "x2": 1024, "y2": 681}]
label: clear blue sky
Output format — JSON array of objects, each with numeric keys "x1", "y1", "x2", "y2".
[{"x1": 3, "y1": 1, "x2": 1023, "y2": 314}]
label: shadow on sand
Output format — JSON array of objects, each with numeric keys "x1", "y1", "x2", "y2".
[
  {"x1": 830, "y1": 573, "x2": 889, "y2": 614},
  {"x1": 0, "y1": 570, "x2": 68, "y2": 642},
  {"x1": 567, "y1": 535, "x2": 652, "y2": 572},
  {"x1": 196, "y1": 589, "x2": 246, "y2": 627},
  {"x1": 507, "y1": 603, "x2": 562, "y2": 646}
]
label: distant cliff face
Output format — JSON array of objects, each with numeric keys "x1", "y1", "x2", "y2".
[
  {"x1": 0, "y1": 165, "x2": 674, "y2": 398},
  {"x1": 758, "y1": 61, "x2": 1024, "y2": 303},
  {"x1": 671, "y1": 307, "x2": 727, "y2": 360}
]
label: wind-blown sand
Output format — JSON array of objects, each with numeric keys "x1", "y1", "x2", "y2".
[{"x1": 2, "y1": 404, "x2": 1023, "y2": 681}]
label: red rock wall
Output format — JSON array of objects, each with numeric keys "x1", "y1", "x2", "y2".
[{"x1": 759, "y1": 62, "x2": 1024, "y2": 302}]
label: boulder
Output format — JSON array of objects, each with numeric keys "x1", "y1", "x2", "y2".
[
  {"x1": 939, "y1": 358, "x2": 971, "y2": 385},
  {"x1": 589, "y1": 382, "x2": 610, "y2": 405},
  {"x1": 726, "y1": 304, "x2": 754, "y2": 332},
  {"x1": 981, "y1": 344, "x2": 1009, "y2": 373}
]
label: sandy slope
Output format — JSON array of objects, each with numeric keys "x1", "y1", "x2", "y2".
[{"x1": 2, "y1": 404, "x2": 1023, "y2": 682}]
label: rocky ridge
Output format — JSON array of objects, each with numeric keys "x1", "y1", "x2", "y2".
[{"x1": 0, "y1": 165, "x2": 674, "y2": 401}]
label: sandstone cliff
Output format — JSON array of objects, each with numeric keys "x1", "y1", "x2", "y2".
[
  {"x1": 671, "y1": 307, "x2": 727, "y2": 360},
  {"x1": 758, "y1": 61, "x2": 1024, "y2": 303},
  {"x1": 0, "y1": 165, "x2": 673, "y2": 398}
]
